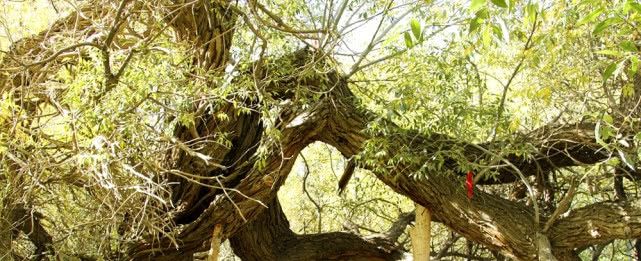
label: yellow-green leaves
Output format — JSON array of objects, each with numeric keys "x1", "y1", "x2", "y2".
[
  {"x1": 593, "y1": 17, "x2": 622, "y2": 35},
  {"x1": 481, "y1": 26, "x2": 492, "y2": 47},
  {"x1": 577, "y1": 8, "x2": 604, "y2": 26},
  {"x1": 404, "y1": 32, "x2": 414, "y2": 48},
  {"x1": 497, "y1": 18, "x2": 510, "y2": 43},
  {"x1": 602, "y1": 61, "x2": 625, "y2": 83},
  {"x1": 575, "y1": 6, "x2": 624, "y2": 35},
  {"x1": 0, "y1": 92, "x2": 13, "y2": 126},
  {"x1": 470, "y1": 0, "x2": 507, "y2": 13},
  {"x1": 470, "y1": 0, "x2": 486, "y2": 12},
  {"x1": 178, "y1": 112, "x2": 196, "y2": 128},
  {"x1": 629, "y1": 56, "x2": 639, "y2": 76},
  {"x1": 536, "y1": 87, "x2": 552, "y2": 104},
  {"x1": 490, "y1": 0, "x2": 507, "y2": 8},
  {"x1": 625, "y1": 1, "x2": 641, "y2": 14},
  {"x1": 603, "y1": 63, "x2": 617, "y2": 82},
  {"x1": 405, "y1": 18, "x2": 423, "y2": 48},
  {"x1": 469, "y1": 9, "x2": 488, "y2": 33},
  {"x1": 411, "y1": 18, "x2": 421, "y2": 40},
  {"x1": 619, "y1": 41, "x2": 638, "y2": 52},
  {"x1": 525, "y1": 3, "x2": 538, "y2": 24},
  {"x1": 595, "y1": 49, "x2": 623, "y2": 57},
  {"x1": 622, "y1": 83, "x2": 635, "y2": 98}
]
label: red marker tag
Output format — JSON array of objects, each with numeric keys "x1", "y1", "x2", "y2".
[{"x1": 466, "y1": 171, "x2": 474, "y2": 199}]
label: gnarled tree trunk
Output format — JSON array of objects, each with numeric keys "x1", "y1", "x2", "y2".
[{"x1": 229, "y1": 198, "x2": 406, "y2": 261}]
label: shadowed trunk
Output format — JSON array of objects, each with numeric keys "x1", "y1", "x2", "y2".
[
  {"x1": 229, "y1": 198, "x2": 405, "y2": 261},
  {"x1": 1, "y1": 204, "x2": 54, "y2": 260}
]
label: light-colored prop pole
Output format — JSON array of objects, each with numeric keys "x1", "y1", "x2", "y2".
[
  {"x1": 410, "y1": 204, "x2": 431, "y2": 261},
  {"x1": 208, "y1": 224, "x2": 223, "y2": 261}
]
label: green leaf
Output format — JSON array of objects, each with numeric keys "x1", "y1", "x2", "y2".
[
  {"x1": 595, "y1": 49, "x2": 622, "y2": 57},
  {"x1": 536, "y1": 87, "x2": 552, "y2": 101},
  {"x1": 490, "y1": 0, "x2": 507, "y2": 8},
  {"x1": 602, "y1": 62, "x2": 617, "y2": 82},
  {"x1": 403, "y1": 32, "x2": 414, "y2": 48},
  {"x1": 622, "y1": 83, "x2": 635, "y2": 98},
  {"x1": 593, "y1": 17, "x2": 623, "y2": 35},
  {"x1": 629, "y1": 56, "x2": 639, "y2": 76},
  {"x1": 482, "y1": 26, "x2": 492, "y2": 46},
  {"x1": 410, "y1": 18, "x2": 421, "y2": 40},
  {"x1": 577, "y1": 8, "x2": 604, "y2": 26},
  {"x1": 603, "y1": 114, "x2": 613, "y2": 124},
  {"x1": 469, "y1": 17, "x2": 482, "y2": 33},
  {"x1": 491, "y1": 24, "x2": 502, "y2": 39},
  {"x1": 628, "y1": 2, "x2": 641, "y2": 14},
  {"x1": 470, "y1": 0, "x2": 486, "y2": 12},
  {"x1": 525, "y1": 4, "x2": 538, "y2": 24},
  {"x1": 475, "y1": 8, "x2": 490, "y2": 19},
  {"x1": 619, "y1": 41, "x2": 638, "y2": 52},
  {"x1": 179, "y1": 112, "x2": 195, "y2": 127}
]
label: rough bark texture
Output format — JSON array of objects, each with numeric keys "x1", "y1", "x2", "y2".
[
  {"x1": 125, "y1": 50, "x2": 339, "y2": 259},
  {"x1": 313, "y1": 79, "x2": 641, "y2": 260},
  {"x1": 548, "y1": 199, "x2": 641, "y2": 250},
  {"x1": 229, "y1": 198, "x2": 405, "y2": 261},
  {"x1": 0, "y1": 4, "x2": 98, "y2": 92},
  {"x1": 163, "y1": 0, "x2": 239, "y2": 225}
]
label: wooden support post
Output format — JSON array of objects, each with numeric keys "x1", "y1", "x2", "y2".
[
  {"x1": 410, "y1": 204, "x2": 431, "y2": 261},
  {"x1": 208, "y1": 224, "x2": 223, "y2": 261}
]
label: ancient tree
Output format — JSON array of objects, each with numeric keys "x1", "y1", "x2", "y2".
[{"x1": 1, "y1": 0, "x2": 641, "y2": 260}]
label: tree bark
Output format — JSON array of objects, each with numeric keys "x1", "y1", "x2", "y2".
[
  {"x1": 229, "y1": 198, "x2": 405, "y2": 261},
  {"x1": 314, "y1": 79, "x2": 641, "y2": 260},
  {"x1": 547, "y1": 199, "x2": 641, "y2": 250},
  {"x1": 0, "y1": 2, "x2": 100, "y2": 92},
  {"x1": 1, "y1": 204, "x2": 54, "y2": 260}
]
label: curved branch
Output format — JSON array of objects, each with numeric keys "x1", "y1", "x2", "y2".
[
  {"x1": 312, "y1": 78, "x2": 639, "y2": 259},
  {"x1": 300, "y1": 153, "x2": 323, "y2": 232},
  {"x1": 548, "y1": 199, "x2": 641, "y2": 250},
  {"x1": 0, "y1": 3, "x2": 98, "y2": 92}
]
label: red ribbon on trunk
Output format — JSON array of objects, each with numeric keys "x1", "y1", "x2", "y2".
[{"x1": 466, "y1": 171, "x2": 474, "y2": 199}]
